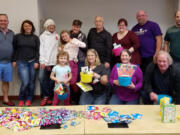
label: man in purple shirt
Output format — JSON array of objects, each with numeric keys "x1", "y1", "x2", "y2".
[{"x1": 132, "y1": 10, "x2": 162, "y2": 73}]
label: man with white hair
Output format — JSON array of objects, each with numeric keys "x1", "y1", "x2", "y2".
[
  {"x1": 87, "y1": 16, "x2": 112, "y2": 69},
  {"x1": 132, "y1": 10, "x2": 162, "y2": 73},
  {"x1": 164, "y1": 10, "x2": 180, "y2": 68},
  {"x1": 0, "y1": 14, "x2": 15, "y2": 106},
  {"x1": 143, "y1": 50, "x2": 180, "y2": 104}
]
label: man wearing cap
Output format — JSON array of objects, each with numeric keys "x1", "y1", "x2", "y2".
[{"x1": 0, "y1": 14, "x2": 15, "y2": 106}]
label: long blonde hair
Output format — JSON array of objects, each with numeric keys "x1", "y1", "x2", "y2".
[
  {"x1": 85, "y1": 49, "x2": 101, "y2": 66},
  {"x1": 59, "y1": 30, "x2": 70, "y2": 49}
]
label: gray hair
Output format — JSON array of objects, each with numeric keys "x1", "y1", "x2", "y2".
[
  {"x1": 94, "y1": 16, "x2": 104, "y2": 22},
  {"x1": 155, "y1": 50, "x2": 173, "y2": 65}
]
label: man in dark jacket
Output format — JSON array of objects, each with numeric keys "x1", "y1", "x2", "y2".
[
  {"x1": 143, "y1": 50, "x2": 180, "y2": 104},
  {"x1": 87, "y1": 16, "x2": 112, "y2": 69}
]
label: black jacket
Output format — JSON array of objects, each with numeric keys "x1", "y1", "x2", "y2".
[
  {"x1": 87, "y1": 28, "x2": 112, "y2": 63},
  {"x1": 144, "y1": 62, "x2": 180, "y2": 104}
]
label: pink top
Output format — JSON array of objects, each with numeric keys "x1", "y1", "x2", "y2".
[{"x1": 63, "y1": 38, "x2": 86, "y2": 61}]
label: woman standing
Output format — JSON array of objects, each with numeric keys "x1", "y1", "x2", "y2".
[
  {"x1": 13, "y1": 20, "x2": 40, "y2": 106},
  {"x1": 79, "y1": 49, "x2": 109, "y2": 105},
  {"x1": 109, "y1": 49, "x2": 143, "y2": 104},
  {"x1": 112, "y1": 18, "x2": 141, "y2": 66},
  {"x1": 39, "y1": 19, "x2": 59, "y2": 106}
]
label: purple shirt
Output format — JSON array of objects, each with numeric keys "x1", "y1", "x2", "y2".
[
  {"x1": 109, "y1": 64, "x2": 143, "y2": 101},
  {"x1": 132, "y1": 21, "x2": 162, "y2": 58}
]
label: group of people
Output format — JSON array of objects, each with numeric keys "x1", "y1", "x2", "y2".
[{"x1": 0, "y1": 9, "x2": 180, "y2": 107}]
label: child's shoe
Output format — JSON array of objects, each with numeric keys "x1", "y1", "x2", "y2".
[
  {"x1": 40, "y1": 98, "x2": 47, "y2": 106},
  {"x1": 47, "y1": 98, "x2": 52, "y2": 105}
]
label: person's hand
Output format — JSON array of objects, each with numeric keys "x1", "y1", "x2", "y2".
[
  {"x1": 104, "y1": 62, "x2": 110, "y2": 69},
  {"x1": 63, "y1": 79, "x2": 69, "y2": 85},
  {"x1": 56, "y1": 79, "x2": 61, "y2": 84},
  {"x1": 129, "y1": 47, "x2": 134, "y2": 53},
  {"x1": 34, "y1": 63, "x2": 39, "y2": 69},
  {"x1": 153, "y1": 52, "x2": 158, "y2": 63},
  {"x1": 128, "y1": 82, "x2": 135, "y2": 89},
  {"x1": 40, "y1": 64, "x2": 45, "y2": 69},
  {"x1": 149, "y1": 92, "x2": 158, "y2": 103},
  {"x1": 113, "y1": 80, "x2": 120, "y2": 86},
  {"x1": 58, "y1": 47, "x2": 62, "y2": 52},
  {"x1": 12, "y1": 62, "x2": 16, "y2": 67},
  {"x1": 93, "y1": 72, "x2": 101, "y2": 79}
]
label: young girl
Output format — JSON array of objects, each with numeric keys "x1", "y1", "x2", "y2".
[
  {"x1": 60, "y1": 30, "x2": 86, "y2": 104},
  {"x1": 50, "y1": 51, "x2": 72, "y2": 105}
]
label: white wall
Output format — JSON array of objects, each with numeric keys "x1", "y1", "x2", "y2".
[
  {"x1": 39, "y1": 0, "x2": 178, "y2": 36},
  {"x1": 0, "y1": 0, "x2": 178, "y2": 96},
  {"x1": 0, "y1": 0, "x2": 40, "y2": 96}
]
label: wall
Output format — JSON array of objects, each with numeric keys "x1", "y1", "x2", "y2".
[
  {"x1": 39, "y1": 0, "x2": 178, "y2": 36},
  {"x1": 0, "y1": 0, "x2": 179, "y2": 96},
  {"x1": 0, "y1": 0, "x2": 40, "y2": 96}
]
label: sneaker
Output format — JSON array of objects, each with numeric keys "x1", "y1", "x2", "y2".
[
  {"x1": 18, "y1": 100, "x2": 24, "y2": 107},
  {"x1": 40, "y1": 98, "x2": 47, "y2": 106},
  {"x1": 47, "y1": 99, "x2": 52, "y2": 105},
  {"x1": 26, "y1": 100, "x2": 32, "y2": 106}
]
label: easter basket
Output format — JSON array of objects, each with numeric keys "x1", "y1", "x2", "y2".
[
  {"x1": 112, "y1": 47, "x2": 124, "y2": 56},
  {"x1": 80, "y1": 72, "x2": 93, "y2": 83},
  {"x1": 118, "y1": 76, "x2": 132, "y2": 87},
  {"x1": 54, "y1": 83, "x2": 68, "y2": 100}
]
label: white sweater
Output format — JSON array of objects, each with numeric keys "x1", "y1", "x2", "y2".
[
  {"x1": 63, "y1": 38, "x2": 86, "y2": 62},
  {"x1": 39, "y1": 31, "x2": 59, "y2": 66}
]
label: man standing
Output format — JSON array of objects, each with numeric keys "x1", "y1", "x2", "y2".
[
  {"x1": 164, "y1": 10, "x2": 180, "y2": 68},
  {"x1": 0, "y1": 14, "x2": 14, "y2": 106},
  {"x1": 70, "y1": 19, "x2": 87, "y2": 104},
  {"x1": 87, "y1": 16, "x2": 112, "y2": 69},
  {"x1": 132, "y1": 10, "x2": 162, "y2": 73}
]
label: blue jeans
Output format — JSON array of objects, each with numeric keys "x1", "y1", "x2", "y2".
[
  {"x1": 109, "y1": 94, "x2": 139, "y2": 105},
  {"x1": 79, "y1": 91, "x2": 107, "y2": 105},
  {"x1": 39, "y1": 67, "x2": 54, "y2": 98},
  {"x1": 17, "y1": 60, "x2": 37, "y2": 101}
]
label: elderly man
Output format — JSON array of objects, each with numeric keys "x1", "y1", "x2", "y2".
[
  {"x1": 143, "y1": 50, "x2": 180, "y2": 104},
  {"x1": 87, "y1": 16, "x2": 112, "y2": 69},
  {"x1": 132, "y1": 10, "x2": 162, "y2": 73},
  {"x1": 164, "y1": 10, "x2": 180, "y2": 68},
  {"x1": 0, "y1": 14, "x2": 15, "y2": 106}
]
